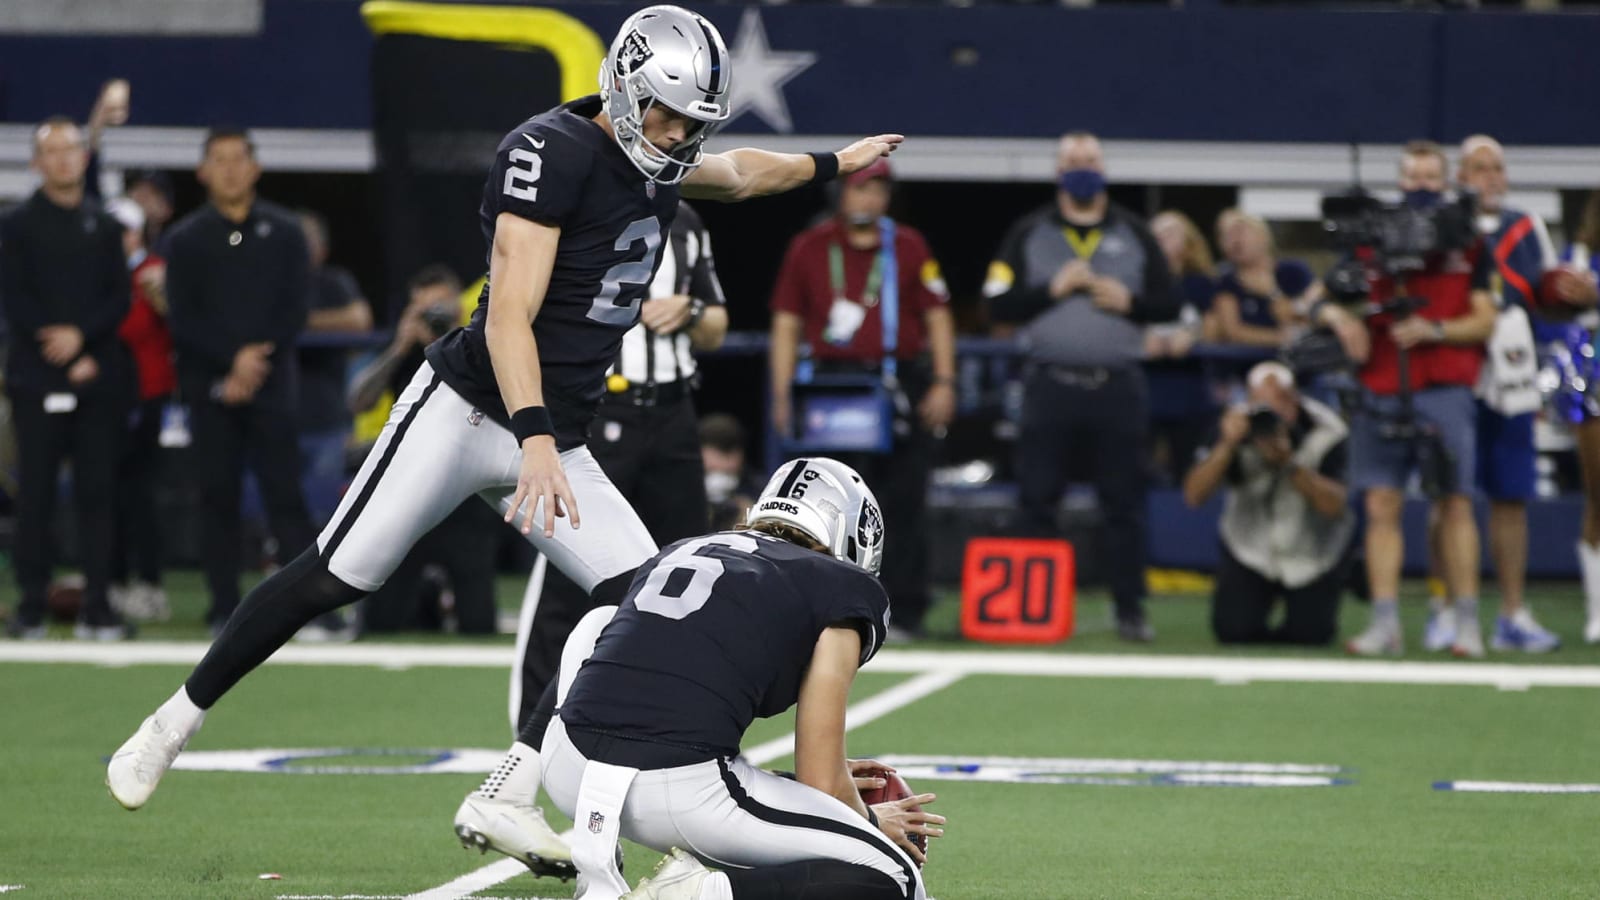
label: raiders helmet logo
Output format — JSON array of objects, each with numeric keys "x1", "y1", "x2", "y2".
[
  {"x1": 857, "y1": 501, "x2": 885, "y2": 551},
  {"x1": 616, "y1": 31, "x2": 653, "y2": 75}
]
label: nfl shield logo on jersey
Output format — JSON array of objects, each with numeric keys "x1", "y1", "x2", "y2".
[
  {"x1": 588, "y1": 811, "x2": 606, "y2": 834},
  {"x1": 646, "y1": 181, "x2": 657, "y2": 199}
]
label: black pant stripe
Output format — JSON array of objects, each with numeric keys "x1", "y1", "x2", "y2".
[
  {"x1": 715, "y1": 758, "x2": 915, "y2": 900},
  {"x1": 320, "y1": 372, "x2": 444, "y2": 560}
]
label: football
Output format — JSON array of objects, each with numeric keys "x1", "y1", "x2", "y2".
[{"x1": 861, "y1": 770, "x2": 926, "y2": 854}]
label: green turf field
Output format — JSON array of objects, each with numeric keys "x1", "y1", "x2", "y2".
[{"x1": 2, "y1": 575, "x2": 1597, "y2": 898}]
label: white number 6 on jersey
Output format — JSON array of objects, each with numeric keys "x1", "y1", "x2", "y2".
[
  {"x1": 503, "y1": 147, "x2": 541, "y2": 202},
  {"x1": 634, "y1": 533, "x2": 759, "y2": 620}
]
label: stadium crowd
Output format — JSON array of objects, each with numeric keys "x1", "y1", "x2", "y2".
[{"x1": 5, "y1": 79, "x2": 1600, "y2": 655}]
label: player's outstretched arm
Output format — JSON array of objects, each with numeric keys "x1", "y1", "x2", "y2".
[
  {"x1": 486, "y1": 212, "x2": 580, "y2": 538},
  {"x1": 682, "y1": 134, "x2": 904, "y2": 202},
  {"x1": 794, "y1": 626, "x2": 872, "y2": 818}
]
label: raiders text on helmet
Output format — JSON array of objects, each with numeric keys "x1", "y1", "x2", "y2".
[{"x1": 600, "y1": 5, "x2": 732, "y2": 185}]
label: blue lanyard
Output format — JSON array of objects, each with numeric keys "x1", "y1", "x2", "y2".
[{"x1": 878, "y1": 217, "x2": 899, "y2": 378}]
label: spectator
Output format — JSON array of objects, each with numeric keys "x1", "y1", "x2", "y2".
[
  {"x1": 106, "y1": 196, "x2": 176, "y2": 624},
  {"x1": 515, "y1": 200, "x2": 730, "y2": 723},
  {"x1": 769, "y1": 158, "x2": 956, "y2": 641},
  {"x1": 345, "y1": 264, "x2": 502, "y2": 637},
  {"x1": 1439, "y1": 134, "x2": 1560, "y2": 652},
  {"x1": 1318, "y1": 140, "x2": 1496, "y2": 657},
  {"x1": 0, "y1": 117, "x2": 134, "y2": 640},
  {"x1": 1146, "y1": 210, "x2": 1219, "y2": 484},
  {"x1": 983, "y1": 131, "x2": 1177, "y2": 641},
  {"x1": 1210, "y1": 208, "x2": 1318, "y2": 348},
  {"x1": 295, "y1": 209, "x2": 374, "y2": 525},
  {"x1": 700, "y1": 412, "x2": 763, "y2": 532},
  {"x1": 1549, "y1": 190, "x2": 1600, "y2": 643},
  {"x1": 1183, "y1": 362, "x2": 1353, "y2": 645},
  {"x1": 125, "y1": 170, "x2": 176, "y2": 256},
  {"x1": 165, "y1": 127, "x2": 315, "y2": 633}
]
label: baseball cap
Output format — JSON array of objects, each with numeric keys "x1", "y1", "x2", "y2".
[{"x1": 843, "y1": 157, "x2": 892, "y2": 188}]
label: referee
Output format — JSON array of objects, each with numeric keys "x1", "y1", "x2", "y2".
[{"x1": 511, "y1": 200, "x2": 727, "y2": 728}]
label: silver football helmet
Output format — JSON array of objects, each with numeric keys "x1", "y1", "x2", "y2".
[
  {"x1": 747, "y1": 458, "x2": 885, "y2": 576},
  {"x1": 600, "y1": 5, "x2": 732, "y2": 185}
]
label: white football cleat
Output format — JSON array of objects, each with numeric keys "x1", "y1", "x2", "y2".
[
  {"x1": 454, "y1": 795, "x2": 575, "y2": 881},
  {"x1": 106, "y1": 705, "x2": 205, "y2": 810},
  {"x1": 625, "y1": 848, "x2": 710, "y2": 900}
]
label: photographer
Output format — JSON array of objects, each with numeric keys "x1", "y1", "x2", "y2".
[
  {"x1": 1184, "y1": 363, "x2": 1353, "y2": 645},
  {"x1": 1317, "y1": 141, "x2": 1497, "y2": 658},
  {"x1": 346, "y1": 264, "x2": 501, "y2": 635}
]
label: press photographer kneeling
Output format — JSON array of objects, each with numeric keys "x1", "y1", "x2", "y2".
[
  {"x1": 1313, "y1": 141, "x2": 1497, "y2": 657},
  {"x1": 1184, "y1": 363, "x2": 1353, "y2": 645}
]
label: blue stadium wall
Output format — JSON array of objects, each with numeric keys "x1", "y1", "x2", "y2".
[{"x1": 1, "y1": 1, "x2": 1596, "y2": 145}]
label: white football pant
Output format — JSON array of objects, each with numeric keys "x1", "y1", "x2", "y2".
[{"x1": 316, "y1": 362, "x2": 656, "y2": 594}]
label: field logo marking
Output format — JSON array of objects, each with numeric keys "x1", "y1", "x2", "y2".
[
  {"x1": 876, "y1": 754, "x2": 1352, "y2": 789},
  {"x1": 1434, "y1": 780, "x2": 1600, "y2": 794}
]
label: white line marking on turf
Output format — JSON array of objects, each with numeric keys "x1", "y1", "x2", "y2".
[
  {"x1": 1434, "y1": 780, "x2": 1600, "y2": 794},
  {"x1": 8, "y1": 642, "x2": 1600, "y2": 689},
  {"x1": 740, "y1": 669, "x2": 966, "y2": 767},
  {"x1": 0, "y1": 886, "x2": 24, "y2": 894},
  {"x1": 406, "y1": 669, "x2": 966, "y2": 900},
  {"x1": 403, "y1": 857, "x2": 531, "y2": 900}
]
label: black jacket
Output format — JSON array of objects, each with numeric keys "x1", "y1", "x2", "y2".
[
  {"x1": 165, "y1": 199, "x2": 309, "y2": 408},
  {"x1": 0, "y1": 190, "x2": 132, "y2": 394}
]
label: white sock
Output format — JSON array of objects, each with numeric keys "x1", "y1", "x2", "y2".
[
  {"x1": 473, "y1": 741, "x2": 540, "y2": 805},
  {"x1": 1579, "y1": 542, "x2": 1600, "y2": 612},
  {"x1": 159, "y1": 685, "x2": 205, "y2": 729},
  {"x1": 1454, "y1": 597, "x2": 1479, "y2": 631},
  {"x1": 698, "y1": 872, "x2": 733, "y2": 900}
]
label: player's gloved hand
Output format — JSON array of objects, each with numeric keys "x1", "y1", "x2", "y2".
[
  {"x1": 871, "y1": 793, "x2": 944, "y2": 867},
  {"x1": 507, "y1": 434, "x2": 581, "y2": 538},
  {"x1": 835, "y1": 134, "x2": 904, "y2": 176}
]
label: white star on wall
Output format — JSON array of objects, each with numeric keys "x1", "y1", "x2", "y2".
[{"x1": 727, "y1": 8, "x2": 816, "y2": 134}]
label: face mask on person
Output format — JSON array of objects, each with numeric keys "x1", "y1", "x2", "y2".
[
  {"x1": 705, "y1": 470, "x2": 739, "y2": 504},
  {"x1": 844, "y1": 212, "x2": 877, "y2": 228},
  {"x1": 1059, "y1": 169, "x2": 1106, "y2": 203},
  {"x1": 1403, "y1": 189, "x2": 1443, "y2": 210}
]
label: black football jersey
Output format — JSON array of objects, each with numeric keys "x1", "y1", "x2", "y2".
[
  {"x1": 426, "y1": 94, "x2": 682, "y2": 449},
  {"x1": 560, "y1": 531, "x2": 891, "y2": 764}
]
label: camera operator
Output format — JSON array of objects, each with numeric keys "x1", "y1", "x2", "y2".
[
  {"x1": 1316, "y1": 141, "x2": 1496, "y2": 658},
  {"x1": 345, "y1": 265, "x2": 501, "y2": 635},
  {"x1": 1184, "y1": 362, "x2": 1353, "y2": 645}
]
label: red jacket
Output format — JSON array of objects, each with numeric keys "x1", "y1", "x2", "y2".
[
  {"x1": 1358, "y1": 244, "x2": 1489, "y2": 395},
  {"x1": 117, "y1": 253, "x2": 176, "y2": 401},
  {"x1": 770, "y1": 218, "x2": 949, "y2": 363}
]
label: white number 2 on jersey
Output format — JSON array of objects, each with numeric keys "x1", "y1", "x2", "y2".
[
  {"x1": 634, "y1": 533, "x2": 759, "y2": 620},
  {"x1": 503, "y1": 147, "x2": 541, "y2": 202}
]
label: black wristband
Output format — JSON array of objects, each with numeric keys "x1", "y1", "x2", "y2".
[
  {"x1": 511, "y1": 405, "x2": 555, "y2": 444},
  {"x1": 866, "y1": 807, "x2": 879, "y2": 828},
  {"x1": 808, "y1": 151, "x2": 840, "y2": 185}
]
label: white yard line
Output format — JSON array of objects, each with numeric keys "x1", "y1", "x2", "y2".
[
  {"x1": 9, "y1": 641, "x2": 1600, "y2": 689},
  {"x1": 402, "y1": 857, "x2": 535, "y2": 900},
  {"x1": 403, "y1": 669, "x2": 967, "y2": 900}
]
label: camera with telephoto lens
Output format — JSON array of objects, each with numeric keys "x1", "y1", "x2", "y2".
[
  {"x1": 1247, "y1": 405, "x2": 1282, "y2": 439},
  {"x1": 1320, "y1": 188, "x2": 1478, "y2": 277},
  {"x1": 420, "y1": 304, "x2": 458, "y2": 338}
]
